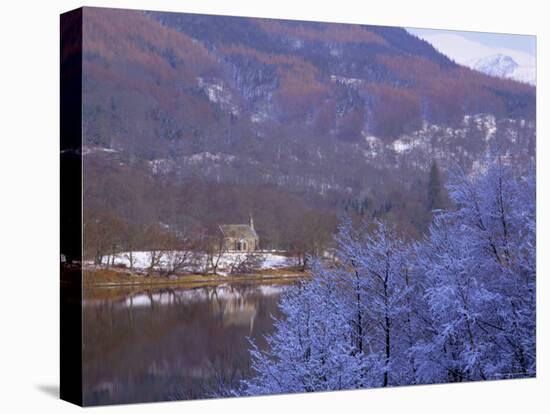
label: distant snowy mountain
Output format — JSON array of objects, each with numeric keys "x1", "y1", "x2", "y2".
[
  {"x1": 406, "y1": 31, "x2": 536, "y2": 86},
  {"x1": 469, "y1": 54, "x2": 535, "y2": 85},
  {"x1": 471, "y1": 54, "x2": 518, "y2": 77}
]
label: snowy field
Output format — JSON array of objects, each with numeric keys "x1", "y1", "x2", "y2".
[{"x1": 99, "y1": 250, "x2": 296, "y2": 274}]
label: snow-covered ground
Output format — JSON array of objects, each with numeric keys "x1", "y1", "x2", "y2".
[
  {"x1": 101, "y1": 250, "x2": 296, "y2": 274},
  {"x1": 197, "y1": 77, "x2": 240, "y2": 115}
]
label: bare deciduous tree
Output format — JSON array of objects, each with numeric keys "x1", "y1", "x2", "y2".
[
  {"x1": 229, "y1": 253, "x2": 264, "y2": 274},
  {"x1": 161, "y1": 234, "x2": 199, "y2": 276},
  {"x1": 201, "y1": 235, "x2": 227, "y2": 275}
]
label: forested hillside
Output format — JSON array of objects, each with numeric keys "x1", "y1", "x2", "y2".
[{"x1": 80, "y1": 7, "x2": 536, "y2": 259}]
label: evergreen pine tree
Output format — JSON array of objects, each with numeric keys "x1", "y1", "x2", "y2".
[{"x1": 427, "y1": 159, "x2": 445, "y2": 212}]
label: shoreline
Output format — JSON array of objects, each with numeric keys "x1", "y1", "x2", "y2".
[{"x1": 79, "y1": 266, "x2": 310, "y2": 290}]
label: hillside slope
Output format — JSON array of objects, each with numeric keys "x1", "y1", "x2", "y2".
[{"x1": 80, "y1": 7, "x2": 536, "y2": 243}]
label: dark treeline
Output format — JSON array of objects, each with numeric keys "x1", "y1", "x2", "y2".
[{"x1": 83, "y1": 154, "x2": 446, "y2": 266}]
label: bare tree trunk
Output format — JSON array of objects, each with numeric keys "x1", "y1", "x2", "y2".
[
  {"x1": 404, "y1": 269, "x2": 418, "y2": 384},
  {"x1": 350, "y1": 260, "x2": 363, "y2": 355},
  {"x1": 383, "y1": 258, "x2": 391, "y2": 387},
  {"x1": 129, "y1": 251, "x2": 134, "y2": 271},
  {"x1": 384, "y1": 313, "x2": 390, "y2": 387}
]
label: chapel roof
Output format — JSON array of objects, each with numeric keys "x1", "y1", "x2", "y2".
[{"x1": 219, "y1": 224, "x2": 258, "y2": 239}]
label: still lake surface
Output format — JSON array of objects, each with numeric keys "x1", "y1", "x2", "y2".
[{"x1": 83, "y1": 282, "x2": 289, "y2": 405}]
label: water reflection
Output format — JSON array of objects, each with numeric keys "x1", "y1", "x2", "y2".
[{"x1": 83, "y1": 283, "x2": 287, "y2": 405}]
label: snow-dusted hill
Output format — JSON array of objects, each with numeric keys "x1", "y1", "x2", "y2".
[{"x1": 79, "y1": 12, "x2": 536, "y2": 248}]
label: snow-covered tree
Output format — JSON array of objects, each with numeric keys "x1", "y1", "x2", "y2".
[
  {"x1": 335, "y1": 218, "x2": 415, "y2": 386},
  {"x1": 413, "y1": 159, "x2": 535, "y2": 382},
  {"x1": 237, "y1": 157, "x2": 535, "y2": 395},
  {"x1": 241, "y1": 259, "x2": 369, "y2": 395}
]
